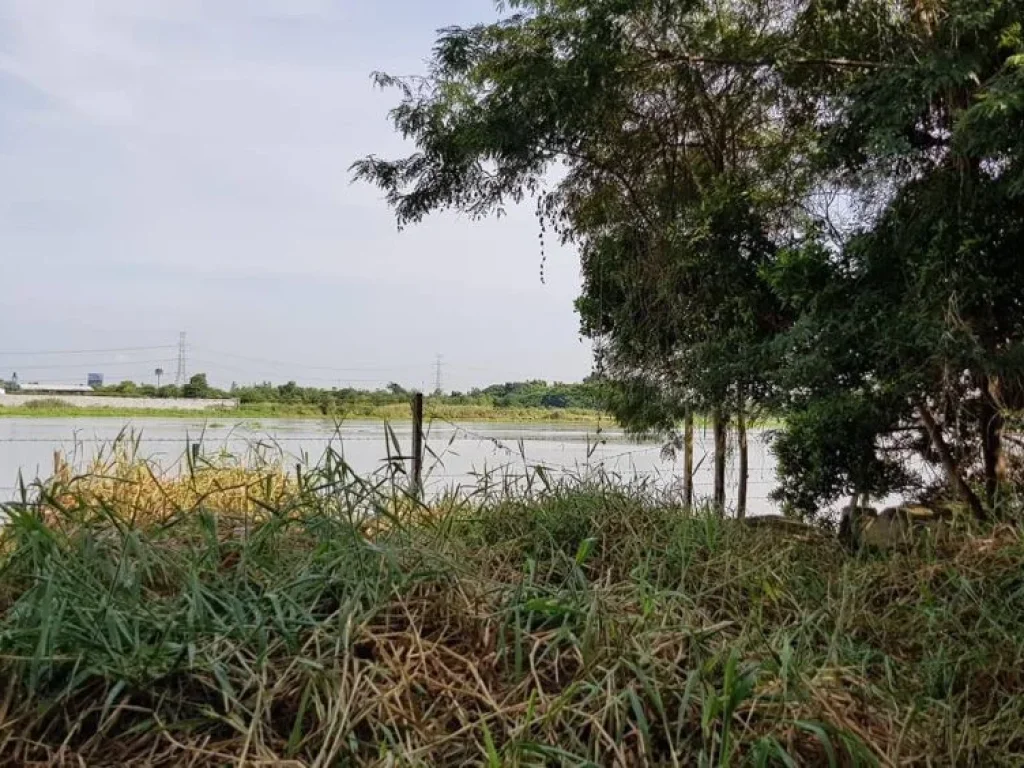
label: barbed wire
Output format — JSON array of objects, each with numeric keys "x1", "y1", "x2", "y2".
[
  {"x1": 427, "y1": 417, "x2": 722, "y2": 465},
  {"x1": 0, "y1": 435, "x2": 775, "y2": 473},
  {"x1": 0, "y1": 420, "x2": 779, "y2": 506}
]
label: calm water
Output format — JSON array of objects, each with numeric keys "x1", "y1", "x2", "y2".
[{"x1": 0, "y1": 418, "x2": 782, "y2": 515}]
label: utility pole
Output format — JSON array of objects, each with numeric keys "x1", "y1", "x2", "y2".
[
  {"x1": 174, "y1": 332, "x2": 188, "y2": 386},
  {"x1": 433, "y1": 354, "x2": 443, "y2": 396}
]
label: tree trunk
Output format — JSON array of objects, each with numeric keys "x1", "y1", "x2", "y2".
[
  {"x1": 713, "y1": 408, "x2": 727, "y2": 514},
  {"x1": 917, "y1": 400, "x2": 986, "y2": 520},
  {"x1": 683, "y1": 410, "x2": 694, "y2": 508},
  {"x1": 737, "y1": 405, "x2": 748, "y2": 519},
  {"x1": 980, "y1": 375, "x2": 1005, "y2": 509}
]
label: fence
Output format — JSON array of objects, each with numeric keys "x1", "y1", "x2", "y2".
[{"x1": 0, "y1": 398, "x2": 782, "y2": 512}]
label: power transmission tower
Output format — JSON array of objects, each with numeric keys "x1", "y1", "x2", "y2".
[
  {"x1": 433, "y1": 354, "x2": 443, "y2": 396},
  {"x1": 174, "y1": 332, "x2": 188, "y2": 386}
]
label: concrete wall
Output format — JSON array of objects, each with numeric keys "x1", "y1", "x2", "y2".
[{"x1": 0, "y1": 394, "x2": 239, "y2": 411}]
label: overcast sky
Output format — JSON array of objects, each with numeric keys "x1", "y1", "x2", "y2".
[{"x1": 0, "y1": 0, "x2": 592, "y2": 392}]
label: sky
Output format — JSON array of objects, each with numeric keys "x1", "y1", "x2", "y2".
[{"x1": 0, "y1": 0, "x2": 593, "y2": 392}]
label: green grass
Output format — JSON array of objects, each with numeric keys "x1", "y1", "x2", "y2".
[
  {"x1": 1, "y1": 454, "x2": 1021, "y2": 765},
  {"x1": 0, "y1": 401, "x2": 610, "y2": 424}
]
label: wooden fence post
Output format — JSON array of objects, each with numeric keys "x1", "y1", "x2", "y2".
[
  {"x1": 411, "y1": 393, "x2": 424, "y2": 497},
  {"x1": 189, "y1": 441, "x2": 200, "y2": 479},
  {"x1": 737, "y1": 406, "x2": 748, "y2": 519},
  {"x1": 683, "y1": 411, "x2": 694, "y2": 508},
  {"x1": 713, "y1": 408, "x2": 727, "y2": 514}
]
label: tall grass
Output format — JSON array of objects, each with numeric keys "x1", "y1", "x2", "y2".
[{"x1": 0, "y1": 445, "x2": 1022, "y2": 765}]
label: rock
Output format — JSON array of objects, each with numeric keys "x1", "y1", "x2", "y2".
[
  {"x1": 838, "y1": 505, "x2": 877, "y2": 548},
  {"x1": 841, "y1": 504, "x2": 949, "y2": 551},
  {"x1": 740, "y1": 514, "x2": 808, "y2": 529}
]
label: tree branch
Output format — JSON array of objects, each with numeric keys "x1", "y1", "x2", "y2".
[
  {"x1": 651, "y1": 51, "x2": 896, "y2": 70},
  {"x1": 916, "y1": 399, "x2": 987, "y2": 520}
]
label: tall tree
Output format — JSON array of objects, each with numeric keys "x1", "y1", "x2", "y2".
[
  {"x1": 356, "y1": 0, "x2": 1024, "y2": 519},
  {"x1": 769, "y1": 0, "x2": 1024, "y2": 517},
  {"x1": 355, "y1": 0, "x2": 803, "y2": 511}
]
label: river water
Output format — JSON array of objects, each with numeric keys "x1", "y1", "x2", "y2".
[{"x1": 0, "y1": 418, "x2": 782, "y2": 515}]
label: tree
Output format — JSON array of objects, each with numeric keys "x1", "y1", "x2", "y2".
[
  {"x1": 182, "y1": 373, "x2": 209, "y2": 399},
  {"x1": 356, "y1": 0, "x2": 1024, "y2": 519},
  {"x1": 354, "y1": 0, "x2": 804, "y2": 514},
  {"x1": 155, "y1": 368, "x2": 164, "y2": 388},
  {"x1": 766, "y1": 0, "x2": 1024, "y2": 517}
]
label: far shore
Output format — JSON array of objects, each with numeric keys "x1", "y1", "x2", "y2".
[
  {"x1": 0, "y1": 402, "x2": 611, "y2": 424},
  {"x1": 0, "y1": 402, "x2": 785, "y2": 430}
]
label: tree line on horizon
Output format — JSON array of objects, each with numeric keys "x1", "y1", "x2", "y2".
[{"x1": 76, "y1": 375, "x2": 608, "y2": 411}]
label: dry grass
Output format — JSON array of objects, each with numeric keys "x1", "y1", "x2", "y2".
[
  {"x1": 1, "y1": 448, "x2": 1023, "y2": 766},
  {"x1": 45, "y1": 447, "x2": 296, "y2": 524}
]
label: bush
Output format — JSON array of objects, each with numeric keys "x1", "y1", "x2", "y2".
[{"x1": 20, "y1": 398, "x2": 70, "y2": 410}]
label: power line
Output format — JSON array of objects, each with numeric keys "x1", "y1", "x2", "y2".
[
  {"x1": 193, "y1": 346, "x2": 431, "y2": 373},
  {"x1": 0, "y1": 345, "x2": 176, "y2": 356},
  {"x1": 5, "y1": 359, "x2": 176, "y2": 371},
  {"x1": 188, "y1": 359, "x2": 395, "y2": 384}
]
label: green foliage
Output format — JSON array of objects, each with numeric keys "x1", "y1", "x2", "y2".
[
  {"x1": 18, "y1": 398, "x2": 70, "y2": 411},
  {"x1": 181, "y1": 373, "x2": 211, "y2": 399},
  {"x1": 225, "y1": 378, "x2": 604, "y2": 411},
  {"x1": 472, "y1": 378, "x2": 607, "y2": 409},
  {"x1": 772, "y1": 395, "x2": 914, "y2": 516},
  {"x1": 0, "y1": 402, "x2": 608, "y2": 423},
  {"x1": 766, "y1": 0, "x2": 1024, "y2": 513},
  {"x1": 357, "y1": 0, "x2": 1024, "y2": 517},
  {"x1": 2, "y1": 458, "x2": 1024, "y2": 763},
  {"x1": 355, "y1": 0, "x2": 800, "y2": 437},
  {"x1": 77, "y1": 376, "x2": 608, "y2": 419}
]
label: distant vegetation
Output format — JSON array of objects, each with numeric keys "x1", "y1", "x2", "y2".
[
  {"x1": 85, "y1": 374, "x2": 609, "y2": 412},
  {"x1": 0, "y1": 373, "x2": 611, "y2": 422},
  {"x1": 0, "y1": 401, "x2": 607, "y2": 423},
  {"x1": 18, "y1": 398, "x2": 70, "y2": 411}
]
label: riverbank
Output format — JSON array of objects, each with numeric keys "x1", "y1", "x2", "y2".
[
  {"x1": 0, "y1": 401, "x2": 609, "y2": 423},
  {"x1": 0, "y1": 401, "x2": 784, "y2": 429},
  {"x1": 1, "y1": 455, "x2": 1021, "y2": 765}
]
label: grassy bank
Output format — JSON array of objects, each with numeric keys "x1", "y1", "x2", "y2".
[
  {"x1": 0, "y1": 401, "x2": 609, "y2": 424},
  {"x1": 1, "y1": 454, "x2": 1022, "y2": 765},
  {"x1": 0, "y1": 401, "x2": 785, "y2": 429}
]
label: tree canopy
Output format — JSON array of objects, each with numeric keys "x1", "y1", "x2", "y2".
[{"x1": 356, "y1": 0, "x2": 1024, "y2": 518}]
